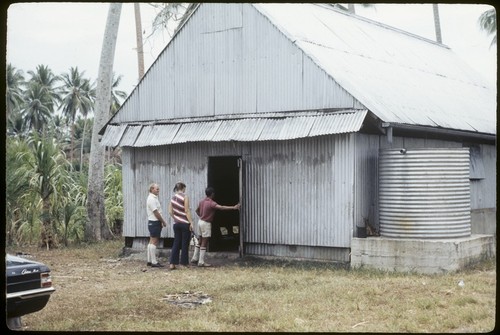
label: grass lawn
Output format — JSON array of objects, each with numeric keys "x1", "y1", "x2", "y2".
[{"x1": 8, "y1": 239, "x2": 496, "y2": 332}]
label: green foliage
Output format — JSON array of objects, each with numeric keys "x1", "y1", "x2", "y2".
[
  {"x1": 105, "y1": 164, "x2": 124, "y2": 234},
  {"x1": 5, "y1": 63, "x2": 127, "y2": 247},
  {"x1": 6, "y1": 132, "x2": 123, "y2": 247},
  {"x1": 6, "y1": 137, "x2": 36, "y2": 245},
  {"x1": 478, "y1": 8, "x2": 497, "y2": 48}
]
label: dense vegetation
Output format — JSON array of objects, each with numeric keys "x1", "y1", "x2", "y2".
[{"x1": 5, "y1": 63, "x2": 127, "y2": 248}]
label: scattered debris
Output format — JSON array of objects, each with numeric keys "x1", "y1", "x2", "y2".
[{"x1": 161, "y1": 291, "x2": 212, "y2": 308}]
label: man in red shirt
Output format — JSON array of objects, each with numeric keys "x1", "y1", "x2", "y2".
[{"x1": 191, "y1": 187, "x2": 240, "y2": 267}]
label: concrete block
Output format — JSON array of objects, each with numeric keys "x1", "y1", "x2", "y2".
[{"x1": 350, "y1": 235, "x2": 495, "y2": 274}]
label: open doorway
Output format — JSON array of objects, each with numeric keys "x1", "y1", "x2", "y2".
[{"x1": 207, "y1": 156, "x2": 241, "y2": 252}]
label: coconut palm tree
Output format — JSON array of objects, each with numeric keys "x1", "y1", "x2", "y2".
[
  {"x1": 7, "y1": 110, "x2": 25, "y2": 137},
  {"x1": 50, "y1": 114, "x2": 70, "y2": 144},
  {"x1": 6, "y1": 64, "x2": 25, "y2": 121},
  {"x1": 110, "y1": 74, "x2": 128, "y2": 115},
  {"x1": 59, "y1": 67, "x2": 95, "y2": 166},
  {"x1": 478, "y1": 8, "x2": 496, "y2": 48},
  {"x1": 87, "y1": 3, "x2": 122, "y2": 241},
  {"x1": 27, "y1": 64, "x2": 61, "y2": 108},
  {"x1": 21, "y1": 82, "x2": 53, "y2": 134}
]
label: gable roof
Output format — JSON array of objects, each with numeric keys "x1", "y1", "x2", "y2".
[
  {"x1": 101, "y1": 3, "x2": 495, "y2": 147},
  {"x1": 254, "y1": 3, "x2": 495, "y2": 135}
]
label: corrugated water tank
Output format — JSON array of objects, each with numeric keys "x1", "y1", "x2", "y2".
[{"x1": 379, "y1": 148, "x2": 471, "y2": 239}]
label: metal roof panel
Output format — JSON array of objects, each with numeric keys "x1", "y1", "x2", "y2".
[
  {"x1": 171, "y1": 121, "x2": 222, "y2": 144},
  {"x1": 100, "y1": 124, "x2": 127, "y2": 147},
  {"x1": 119, "y1": 126, "x2": 143, "y2": 147},
  {"x1": 106, "y1": 110, "x2": 367, "y2": 147},
  {"x1": 254, "y1": 3, "x2": 496, "y2": 134}
]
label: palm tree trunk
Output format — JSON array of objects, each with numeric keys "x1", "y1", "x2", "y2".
[
  {"x1": 80, "y1": 115, "x2": 87, "y2": 169},
  {"x1": 432, "y1": 4, "x2": 442, "y2": 44},
  {"x1": 70, "y1": 123, "x2": 75, "y2": 163},
  {"x1": 86, "y1": 3, "x2": 122, "y2": 241},
  {"x1": 134, "y1": 3, "x2": 145, "y2": 79},
  {"x1": 41, "y1": 196, "x2": 53, "y2": 250}
]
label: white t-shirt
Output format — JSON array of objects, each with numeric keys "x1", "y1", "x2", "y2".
[{"x1": 147, "y1": 193, "x2": 162, "y2": 221}]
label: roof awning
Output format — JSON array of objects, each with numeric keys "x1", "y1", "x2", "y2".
[{"x1": 100, "y1": 109, "x2": 368, "y2": 148}]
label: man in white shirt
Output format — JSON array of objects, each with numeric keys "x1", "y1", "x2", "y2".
[{"x1": 146, "y1": 183, "x2": 168, "y2": 267}]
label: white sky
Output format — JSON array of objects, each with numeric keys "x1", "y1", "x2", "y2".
[{"x1": 6, "y1": 3, "x2": 497, "y2": 96}]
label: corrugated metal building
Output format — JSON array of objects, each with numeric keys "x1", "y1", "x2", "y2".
[{"x1": 100, "y1": 3, "x2": 496, "y2": 262}]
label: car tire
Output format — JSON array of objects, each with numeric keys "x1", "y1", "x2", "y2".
[{"x1": 7, "y1": 317, "x2": 23, "y2": 330}]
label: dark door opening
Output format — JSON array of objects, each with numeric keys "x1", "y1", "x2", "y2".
[{"x1": 207, "y1": 156, "x2": 240, "y2": 252}]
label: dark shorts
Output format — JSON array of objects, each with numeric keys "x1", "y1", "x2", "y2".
[{"x1": 148, "y1": 220, "x2": 162, "y2": 237}]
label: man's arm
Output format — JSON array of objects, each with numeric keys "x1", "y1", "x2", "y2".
[
  {"x1": 154, "y1": 209, "x2": 167, "y2": 227},
  {"x1": 215, "y1": 203, "x2": 240, "y2": 211}
]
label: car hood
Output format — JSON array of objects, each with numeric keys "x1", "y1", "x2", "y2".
[{"x1": 6, "y1": 254, "x2": 51, "y2": 274}]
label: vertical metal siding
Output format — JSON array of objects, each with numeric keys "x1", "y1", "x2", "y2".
[
  {"x1": 331, "y1": 134, "x2": 355, "y2": 247},
  {"x1": 111, "y1": 3, "x2": 363, "y2": 124},
  {"x1": 123, "y1": 135, "x2": 355, "y2": 250},
  {"x1": 124, "y1": 142, "x2": 245, "y2": 238},
  {"x1": 353, "y1": 134, "x2": 380, "y2": 233},
  {"x1": 121, "y1": 148, "x2": 136, "y2": 237},
  {"x1": 379, "y1": 148, "x2": 471, "y2": 239},
  {"x1": 214, "y1": 28, "x2": 244, "y2": 115},
  {"x1": 245, "y1": 135, "x2": 353, "y2": 248},
  {"x1": 470, "y1": 144, "x2": 496, "y2": 210},
  {"x1": 254, "y1": 9, "x2": 304, "y2": 112}
]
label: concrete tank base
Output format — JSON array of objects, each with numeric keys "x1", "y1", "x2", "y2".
[{"x1": 350, "y1": 234, "x2": 496, "y2": 274}]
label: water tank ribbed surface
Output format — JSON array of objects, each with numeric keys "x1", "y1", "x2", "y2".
[{"x1": 379, "y1": 148, "x2": 471, "y2": 239}]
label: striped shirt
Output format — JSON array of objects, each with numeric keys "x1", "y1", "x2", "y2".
[{"x1": 171, "y1": 193, "x2": 189, "y2": 224}]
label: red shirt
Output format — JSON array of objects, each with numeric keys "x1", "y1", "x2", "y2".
[{"x1": 196, "y1": 197, "x2": 218, "y2": 222}]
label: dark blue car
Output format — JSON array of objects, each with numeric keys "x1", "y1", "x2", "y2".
[{"x1": 6, "y1": 254, "x2": 55, "y2": 328}]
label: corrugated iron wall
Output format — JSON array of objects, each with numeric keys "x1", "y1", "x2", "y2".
[
  {"x1": 122, "y1": 143, "x2": 241, "y2": 239},
  {"x1": 244, "y1": 135, "x2": 354, "y2": 248},
  {"x1": 470, "y1": 144, "x2": 496, "y2": 210},
  {"x1": 121, "y1": 134, "x2": 495, "y2": 255},
  {"x1": 353, "y1": 134, "x2": 380, "y2": 233},
  {"x1": 122, "y1": 135, "x2": 356, "y2": 252}
]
